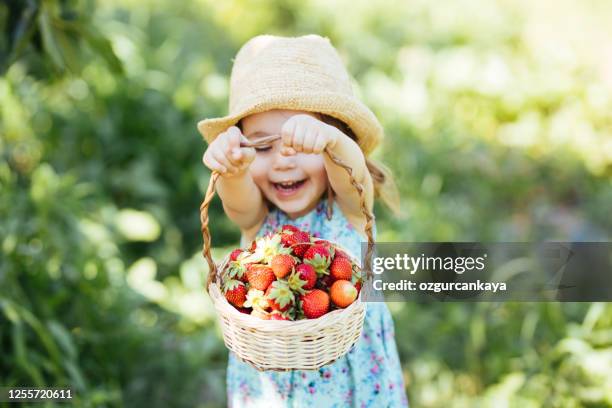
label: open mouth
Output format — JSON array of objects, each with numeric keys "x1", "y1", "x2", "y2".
[{"x1": 272, "y1": 179, "x2": 306, "y2": 193}]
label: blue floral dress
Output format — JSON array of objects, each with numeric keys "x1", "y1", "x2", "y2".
[{"x1": 228, "y1": 197, "x2": 409, "y2": 408}]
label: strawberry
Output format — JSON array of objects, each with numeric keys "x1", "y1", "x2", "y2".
[
  {"x1": 288, "y1": 263, "x2": 317, "y2": 294},
  {"x1": 236, "y1": 307, "x2": 252, "y2": 314},
  {"x1": 229, "y1": 249, "x2": 244, "y2": 261},
  {"x1": 314, "y1": 239, "x2": 332, "y2": 249},
  {"x1": 281, "y1": 230, "x2": 311, "y2": 258},
  {"x1": 251, "y1": 309, "x2": 271, "y2": 320},
  {"x1": 330, "y1": 280, "x2": 358, "y2": 308},
  {"x1": 270, "y1": 311, "x2": 292, "y2": 320},
  {"x1": 270, "y1": 254, "x2": 296, "y2": 279},
  {"x1": 330, "y1": 256, "x2": 353, "y2": 281},
  {"x1": 223, "y1": 279, "x2": 247, "y2": 308},
  {"x1": 334, "y1": 248, "x2": 350, "y2": 260},
  {"x1": 243, "y1": 288, "x2": 270, "y2": 311},
  {"x1": 300, "y1": 289, "x2": 330, "y2": 319},
  {"x1": 265, "y1": 280, "x2": 295, "y2": 312},
  {"x1": 281, "y1": 224, "x2": 301, "y2": 234},
  {"x1": 303, "y1": 245, "x2": 333, "y2": 276},
  {"x1": 227, "y1": 256, "x2": 249, "y2": 282},
  {"x1": 318, "y1": 275, "x2": 335, "y2": 289},
  {"x1": 249, "y1": 240, "x2": 257, "y2": 251},
  {"x1": 246, "y1": 264, "x2": 275, "y2": 291}
]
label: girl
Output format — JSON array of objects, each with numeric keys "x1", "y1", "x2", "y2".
[{"x1": 199, "y1": 34, "x2": 408, "y2": 408}]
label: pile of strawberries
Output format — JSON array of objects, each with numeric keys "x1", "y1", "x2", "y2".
[{"x1": 221, "y1": 224, "x2": 362, "y2": 320}]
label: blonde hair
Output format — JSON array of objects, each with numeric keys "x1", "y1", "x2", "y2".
[{"x1": 318, "y1": 114, "x2": 402, "y2": 216}]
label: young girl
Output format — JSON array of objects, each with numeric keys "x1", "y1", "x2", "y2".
[{"x1": 199, "y1": 34, "x2": 408, "y2": 408}]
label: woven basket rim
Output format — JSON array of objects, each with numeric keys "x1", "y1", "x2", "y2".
[{"x1": 209, "y1": 282, "x2": 365, "y2": 332}]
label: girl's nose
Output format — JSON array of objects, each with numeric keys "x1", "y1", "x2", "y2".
[{"x1": 272, "y1": 149, "x2": 297, "y2": 170}]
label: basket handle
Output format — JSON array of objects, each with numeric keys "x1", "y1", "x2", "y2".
[{"x1": 200, "y1": 134, "x2": 375, "y2": 292}]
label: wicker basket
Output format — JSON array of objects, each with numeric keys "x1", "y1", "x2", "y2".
[{"x1": 199, "y1": 136, "x2": 375, "y2": 371}]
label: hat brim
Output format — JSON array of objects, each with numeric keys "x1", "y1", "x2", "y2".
[{"x1": 197, "y1": 91, "x2": 382, "y2": 156}]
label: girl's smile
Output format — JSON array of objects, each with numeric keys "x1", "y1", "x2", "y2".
[
  {"x1": 241, "y1": 110, "x2": 328, "y2": 219},
  {"x1": 271, "y1": 179, "x2": 307, "y2": 197}
]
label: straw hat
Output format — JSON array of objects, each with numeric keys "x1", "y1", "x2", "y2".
[{"x1": 197, "y1": 34, "x2": 383, "y2": 156}]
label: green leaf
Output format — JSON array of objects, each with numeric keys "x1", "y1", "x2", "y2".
[
  {"x1": 64, "y1": 360, "x2": 87, "y2": 391},
  {"x1": 52, "y1": 25, "x2": 81, "y2": 73},
  {"x1": 2, "y1": 0, "x2": 39, "y2": 73},
  {"x1": 47, "y1": 320, "x2": 77, "y2": 360},
  {"x1": 80, "y1": 25, "x2": 124, "y2": 74},
  {"x1": 38, "y1": 7, "x2": 64, "y2": 70}
]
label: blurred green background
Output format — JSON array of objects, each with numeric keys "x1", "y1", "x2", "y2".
[{"x1": 1, "y1": 0, "x2": 612, "y2": 407}]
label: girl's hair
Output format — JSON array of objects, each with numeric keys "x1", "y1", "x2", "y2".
[{"x1": 318, "y1": 114, "x2": 401, "y2": 216}]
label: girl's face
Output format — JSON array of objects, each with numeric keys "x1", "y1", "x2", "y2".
[{"x1": 241, "y1": 110, "x2": 328, "y2": 219}]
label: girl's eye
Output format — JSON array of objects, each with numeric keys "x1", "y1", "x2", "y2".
[{"x1": 255, "y1": 146, "x2": 271, "y2": 152}]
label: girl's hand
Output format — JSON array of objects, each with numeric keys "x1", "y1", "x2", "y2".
[
  {"x1": 280, "y1": 114, "x2": 339, "y2": 155},
  {"x1": 202, "y1": 126, "x2": 256, "y2": 176}
]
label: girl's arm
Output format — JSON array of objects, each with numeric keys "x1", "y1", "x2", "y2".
[
  {"x1": 203, "y1": 126, "x2": 267, "y2": 233},
  {"x1": 323, "y1": 129, "x2": 374, "y2": 217},
  {"x1": 216, "y1": 172, "x2": 267, "y2": 233}
]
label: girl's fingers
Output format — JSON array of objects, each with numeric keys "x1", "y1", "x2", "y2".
[
  {"x1": 240, "y1": 146, "x2": 256, "y2": 164},
  {"x1": 281, "y1": 146, "x2": 296, "y2": 156},
  {"x1": 222, "y1": 132, "x2": 245, "y2": 167},
  {"x1": 212, "y1": 149, "x2": 238, "y2": 174},
  {"x1": 227, "y1": 147, "x2": 244, "y2": 167},
  {"x1": 292, "y1": 126, "x2": 306, "y2": 152},
  {"x1": 302, "y1": 128, "x2": 317, "y2": 153},
  {"x1": 206, "y1": 156, "x2": 227, "y2": 173},
  {"x1": 226, "y1": 127, "x2": 242, "y2": 150},
  {"x1": 312, "y1": 135, "x2": 327, "y2": 154},
  {"x1": 281, "y1": 119, "x2": 297, "y2": 147}
]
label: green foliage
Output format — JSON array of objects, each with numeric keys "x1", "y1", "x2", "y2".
[
  {"x1": 0, "y1": 0, "x2": 122, "y2": 75},
  {"x1": 1, "y1": 0, "x2": 611, "y2": 407}
]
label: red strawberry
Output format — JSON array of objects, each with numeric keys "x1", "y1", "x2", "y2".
[
  {"x1": 249, "y1": 240, "x2": 257, "y2": 251},
  {"x1": 281, "y1": 224, "x2": 301, "y2": 234},
  {"x1": 300, "y1": 289, "x2": 330, "y2": 319},
  {"x1": 236, "y1": 307, "x2": 252, "y2": 314},
  {"x1": 229, "y1": 249, "x2": 244, "y2": 261},
  {"x1": 318, "y1": 275, "x2": 335, "y2": 288},
  {"x1": 265, "y1": 280, "x2": 295, "y2": 312},
  {"x1": 227, "y1": 259, "x2": 248, "y2": 282},
  {"x1": 288, "y1": 263, "x2": 317, "y2": 293},
  {"x1": 270, "y1": 311, "x2": 292, "y2": 320},
  {"x1": 281, "y1": 230, "x2": 311, "y2": 257},
  {"x1": 223, "y1": 279, "x2": 247, "y2": 308},
  {"x1": 314, "y1": 239, "x2": 332, "y2": 248},
  {"x1": 334, "y1": 248, "x2": 350, "y2": 260},
  {"x1": 303, "y1": 245, "x2": 332, "y2": 275},
  {"x1": 270, "y1": 254, "x2": 296, "y2": 279},
  {"x1": 330, "y1": 257, "x2": 353, "y2": 281},
  {"x1": 246, "y1": 264, "x2": 275, "y2": 291},
  {"x1": 330, "y1": 280, "x2": 358, "y2": 308}
]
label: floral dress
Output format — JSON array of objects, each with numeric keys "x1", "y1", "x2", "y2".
[{"x1": 228, "y1": 197, "x2": 409, "y2": 408}]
